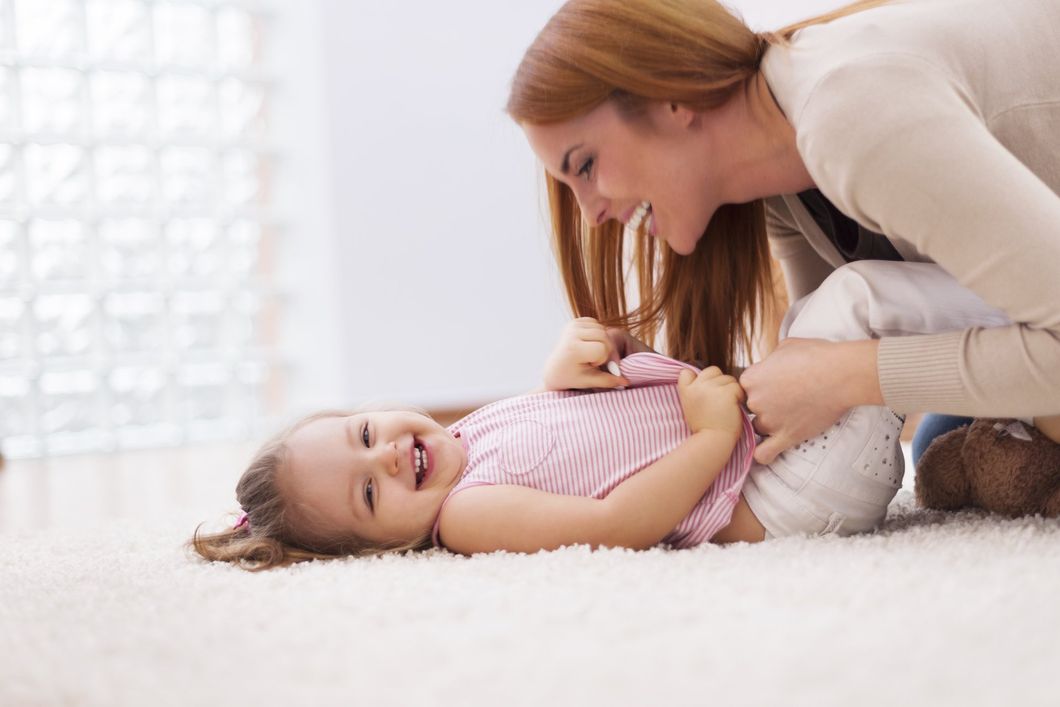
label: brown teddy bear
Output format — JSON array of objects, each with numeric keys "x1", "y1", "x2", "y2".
[{"x1": 915, "y1": 418, "x2": 1060, "y2": 517}]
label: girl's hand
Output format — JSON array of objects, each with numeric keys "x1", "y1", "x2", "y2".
[
  {"x1": 739, "y1": 338, "x2": 882, "y2": 464},
  {"x1": 543, "y1": 317, "x2": 636, "y2": 391},
  {"x1": 677, "y1": 367, "x2": 746, "y2": 441}
]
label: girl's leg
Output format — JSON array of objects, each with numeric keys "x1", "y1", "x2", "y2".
[
  {"x1": 781, "y1": 261, "x2": 1020, "y2": 471},
  {"x1": 744, "y1": 261, "x2": 1011, "y2": 538},
  {"x1": 911, "y1": 413, "x2": 974, "y2": 466}
]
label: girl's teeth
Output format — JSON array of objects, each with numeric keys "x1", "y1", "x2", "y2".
[{"x1": 414, "y1": 444, "x2": 428, "y2": 487}]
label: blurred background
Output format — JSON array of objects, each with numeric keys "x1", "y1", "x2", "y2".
[{"x1": 0, "y1": 0, "x2": 857, "y2": 531}]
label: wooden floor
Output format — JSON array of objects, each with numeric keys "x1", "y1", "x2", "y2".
[{"x1": 0, "y1": 442, "x2": 259, "y2": 535}]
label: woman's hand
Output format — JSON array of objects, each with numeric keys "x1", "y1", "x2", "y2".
[
  {"x1": 739, "y1": 338, "x2": 883, "y2": 464},
  {"x1": 543, "y1": 317, "x2": 643, "y2": 391},
  {"x1": 677, "y1": 367, "x2": 746, "y2": 442}
]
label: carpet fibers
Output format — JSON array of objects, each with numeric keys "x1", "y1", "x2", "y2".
[{"x1": 2, "y1": 489, "x2": 1058, "y2": 707}]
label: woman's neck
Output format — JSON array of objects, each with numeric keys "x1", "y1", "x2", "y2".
[{"x1": 711, "y1": 71, "x2": 816, "y2": 203}]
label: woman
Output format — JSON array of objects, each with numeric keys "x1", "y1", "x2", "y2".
[{"x1": 507, "y1": 0, "x2": 1060, "y2": 465}]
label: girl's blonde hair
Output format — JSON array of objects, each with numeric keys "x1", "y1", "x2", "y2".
[
  {"x1": 507, "y1": 0, "x2": 892, "y2": 370},
  {"x1": 187, "y1": 407, "x2": 435, "y2": 572}
]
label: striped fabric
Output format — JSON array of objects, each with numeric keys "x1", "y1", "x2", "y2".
[{"x1": 431, "y1": 352, "x2": 757, "y2": 549}]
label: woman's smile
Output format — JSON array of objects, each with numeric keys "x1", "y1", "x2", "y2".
[
  {"x1": 521, "y1": 99, "x2": 718, "y2": 256},
  {"x1": 625, "y1": 201, "x2": 655, "y2": 234}
]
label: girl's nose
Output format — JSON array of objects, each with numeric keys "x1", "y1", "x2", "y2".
[{"x1": 377, "y1": 442, "x2": 400, "y2": 477}]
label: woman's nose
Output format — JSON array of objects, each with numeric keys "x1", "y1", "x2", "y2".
[{"x1": 571, "y1": 184, "x2": 610, "y2": 226}]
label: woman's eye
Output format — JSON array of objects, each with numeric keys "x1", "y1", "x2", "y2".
[
  {"x1": 365, "y1": 479, "x2": 374, "y2": 511},
  {"x1": 361, "y1": 423, "x2": 370, "y2": 447},
  {"x1": 577, "y1": 157, "x2": 594, "y2": 179}
]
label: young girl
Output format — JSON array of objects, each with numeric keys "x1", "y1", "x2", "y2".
[
  {"x1": 191, "y1": 338, "x2": 765, "y2": 567},
  {"x1": 192, "y1": 260, "x2": 1014, "y2": 571}
]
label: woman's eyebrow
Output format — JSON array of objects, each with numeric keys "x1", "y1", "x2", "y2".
[{"x1": 560, "y1": 143, "x2": 583, "y2": 175}]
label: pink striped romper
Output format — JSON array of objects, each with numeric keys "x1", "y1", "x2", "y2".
[{"x1": 431, "y1": 352, "x2": 757, "y2": 550}]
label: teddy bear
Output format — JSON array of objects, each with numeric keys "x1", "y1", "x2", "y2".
[{"x1": 915, "y1": 418, "x2": 1060, "y2": 518}]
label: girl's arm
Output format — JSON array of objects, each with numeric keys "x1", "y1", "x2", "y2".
[
  {"x1": 438, "y1": 429, "x2": 739, "y2": 554},
  {"x1": 438, "y1": 368, "x2": 744, "y2": 554}
]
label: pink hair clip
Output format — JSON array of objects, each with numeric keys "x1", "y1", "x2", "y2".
[{"x1": 233, "y1": 511, "x2": 250, "y2": 530}]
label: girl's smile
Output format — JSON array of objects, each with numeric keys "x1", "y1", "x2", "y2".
[{"x1": 281, "y1": 411, "x2": 467, "y2": 546}]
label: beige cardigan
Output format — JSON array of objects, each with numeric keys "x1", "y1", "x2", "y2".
[{"x1": 759, "y1": 0, "x2": 1060, "y2": 417}]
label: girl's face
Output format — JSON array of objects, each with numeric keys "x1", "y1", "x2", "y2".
[
  {"x1": 522, "y1": 99, "x2": 721, "y2": 256},
  {"x1": 282, "y1": 411, "x2": 467, "y2": 546}
]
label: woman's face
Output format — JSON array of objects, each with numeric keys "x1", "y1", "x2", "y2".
[{"x1": 522, "y1": 99, "x2": 721, "y2": 255}]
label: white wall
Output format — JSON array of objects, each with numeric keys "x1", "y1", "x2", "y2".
[
  {"x1": 266, "y1": 1, "x2": 351, "y2": 419},
  {"x1": 277, "y1": 0, "x2": 571, "y2": 414},
  {"x1": 728, "y1": 0, "x2": 849, "y2": 30},
  {"x1": 270, "y1": 0, "x2": 848, "y2": 417}
]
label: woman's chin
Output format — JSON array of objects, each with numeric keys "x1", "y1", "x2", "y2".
[{"x1": 666, "y1": 236, "x2": 698, "y2": 256}]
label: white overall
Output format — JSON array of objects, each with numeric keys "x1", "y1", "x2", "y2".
[{"x1": 743, "y1": 261, "x2": 1010, "y2": 539}]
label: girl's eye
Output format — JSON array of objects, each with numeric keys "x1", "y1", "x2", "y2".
[
  {"x1": 365, "y1": 479, "x2": 374, "y2": 511},
  {"x1": 577, "y1": 157, "x2": 594, "y2": 179},
  {"x1": 361, "y1": 423, "x2": 370, "y2": 447}
]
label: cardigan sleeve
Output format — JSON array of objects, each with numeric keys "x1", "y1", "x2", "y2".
[
  {"x1": 794, "y1": 55, "x2": 1060, "y2": 417},
  {"x1": 764, "y1": 197, "x2": 836, "y2": 302}
]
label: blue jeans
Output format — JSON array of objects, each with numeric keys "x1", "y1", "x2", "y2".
[{"x1": 912, "y1": 414, "x2": 974, "y2": 467}]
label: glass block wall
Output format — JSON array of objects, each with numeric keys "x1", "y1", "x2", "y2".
[{"x1": 0, "y1": 0, "x2": 279, "y2": 458}]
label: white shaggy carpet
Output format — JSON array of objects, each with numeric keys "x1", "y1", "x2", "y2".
[{"x1": 3, "y1": 490, "x2": 1060, "y2": 706}]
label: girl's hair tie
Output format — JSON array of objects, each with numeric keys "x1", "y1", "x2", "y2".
[{"x1": 233, "y1": 511, "x2": 250, "y2": 531}]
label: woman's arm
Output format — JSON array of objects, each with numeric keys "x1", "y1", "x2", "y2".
[
  {"x1": 800, "y1": 57, "x2": 1060, "y2": 418},
  {"x1": 744, "y1": 57, "x2": 1060, "y2": 461},
  {"x1": 764, "y1": 196, "x2": 836, "y2": 303},
  {"x1": 439, "y1": 368, "x2": 745, "y2": 554}
]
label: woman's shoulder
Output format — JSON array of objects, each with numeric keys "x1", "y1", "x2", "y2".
[{"x1": 762, "y1": 0, "x2": 1055, "y2": 128}]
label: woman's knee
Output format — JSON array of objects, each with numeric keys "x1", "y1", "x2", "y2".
[{"x1": 783, "y1": 264, "x2": 875, "y2": 340}]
